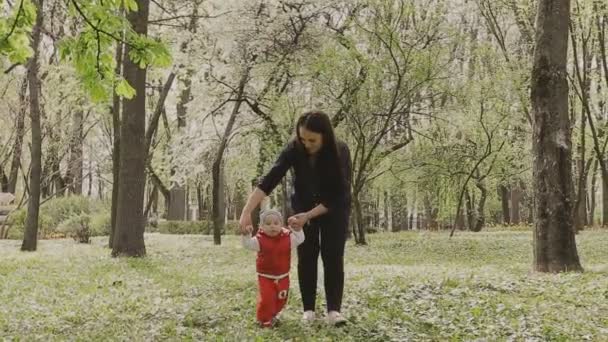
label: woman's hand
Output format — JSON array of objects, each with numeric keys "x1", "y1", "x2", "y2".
[
  {"x1": 239, "y1": 211, "x2": 253, "y2": 235},
  {"x1": 288, "y1": 212, "x2": 310, "y2": 230}
]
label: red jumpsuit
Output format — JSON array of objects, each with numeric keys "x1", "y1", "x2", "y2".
[{"x1": 255, "y1": 228, "x2": 292, "y2": 327}]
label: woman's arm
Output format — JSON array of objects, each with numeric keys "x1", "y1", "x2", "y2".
[
  {"x1": 239, "y1": 142, "x2": 296, "y2": 233},
  {"x1": 239, "y1": 188, "x2": 266, "y2": 233},
  {"x1": 288, "y1": 203, "x2": 328, "y2": 229}
]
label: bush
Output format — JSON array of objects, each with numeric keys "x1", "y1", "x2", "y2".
[
  {"x1": 56, "y1": 214, "x2": 91, "y2": 243},
  {"x1": 148, "y1": 220, "x2": 240, "y2": 235},
  {"x1": 6, "y1": 207, "x2": 53, "y2": 239},
  {"x1": 90, "y1": 212, "x2": 111, "y2": 236},
  {"x1": 151, "y1": 220, "x2": 209, "y2": 234},
  {"x1": 4, "y1": 196, "x2": 109, "y2": 240}
]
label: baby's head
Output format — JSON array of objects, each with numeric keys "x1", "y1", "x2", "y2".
[{"x1": 259, "y1": 209, "x2": 283, "y2": 237}]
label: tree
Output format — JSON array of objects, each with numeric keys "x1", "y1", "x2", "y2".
[
  {"x1": 531, "y1": 0, "x2": 582, "y2": 272},
  {"x1": 111, "y1": 0, "x2": 151, "y2": 257},
  {"x1": 20, "y1": 0, "x2": 43, "y2": 252},
  {"x1": 314, "y1": 0, "x2": 451, "y2": 244}
]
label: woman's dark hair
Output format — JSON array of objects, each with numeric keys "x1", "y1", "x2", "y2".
[{"x1": 295, "y1": 111, "x2": 346, "y2": 192}]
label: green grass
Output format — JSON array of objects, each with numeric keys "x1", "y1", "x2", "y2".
[{"x1": 1, "y1": 229, "x2": 607, "y2": 341}]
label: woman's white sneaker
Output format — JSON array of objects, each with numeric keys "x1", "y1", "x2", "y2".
[
  {"x1": 326, "y1": 311, "x2": 347, "y2": 326},
  {"x1": 302, "y1": 310, "x2": 316, "y2": 323}
]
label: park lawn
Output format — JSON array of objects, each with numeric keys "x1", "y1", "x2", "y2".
[{"x1": 0, "y1": 228, "x2": 607, "y2": 341}]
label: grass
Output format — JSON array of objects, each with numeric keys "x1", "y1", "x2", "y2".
[{"x1": 1, "y1": 228, "x2": 607, "y2": 341}]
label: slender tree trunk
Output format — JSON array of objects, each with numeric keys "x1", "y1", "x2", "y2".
[
  {"x1": 0, "y1": 169, "x2": 8, "y2": 193},
  {"x1": 280, "y1": 178, "x2": 289, "y2": 221},
  {"x1": 96, "y1": 165, "x2": 103, "y2": 200},
  {"x1": 197, "y1": 183, "x2": 204, "y2": 221},
  {"x1": 423, "y1": 194, "x2": 438, "y2": 230},
  {"x1": 352, "y1": 193, "x2": 366, "y2": 244},
  {"x1": 21, "y1": 0, "x2": 44, "y2": 252},
  {"x1": 510, "y1": 183, "x2": 521, "y2": 224},
  {"x1": 472, "y1": 178, "x2": 487, "y2": 232},
  {"x1": 167, "y1": 8, "x2": 198, "y2": 220},
  {"x1": 87, "y1": 158, "x2": 93, "y2": 197},
  {"x1": 589, "y1": 158, "x2": 598, "y2": 225},
  {"x1": 465, "y1": 189, "x2": 474, "y2": 230},
  {"x1": 168, "y1": 187, "x2": 186, "y2": 220},
  {"x1": 8, "y1": 78, "x2": 28, "y2": 194},
  {"x1": 109, "y1": 39, "x2": 123, "y2": 248},
  {"x1": 455, "y1": 206, "x2": 465, "y2": 230},
  {"x1": 389, "y1": 191, "x2": 399, "y2": 232},
  {"x1": 601, "y1": 170, "x2": 608, "y2": 227},
  {"x1": 499, "y1": 184, "x2": 510, "y2": 224},
  {"x1": 531, "y1": 0, "x2": 582, "y2": 272},
  {"x1": 212, "y1": 68, "x2": 249, "y2": 245},
  {"x1": 112, "y1": 0, "x2": 150, "y2": 257},
  {"x1": 66, "y1": 110, "x2": 84, "y2": 195}
]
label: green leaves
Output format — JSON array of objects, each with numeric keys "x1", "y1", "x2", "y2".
[
  {"x1": 127, "y1": 34, "x2": 172, "y2": 69},
  {"x1": 52, "y1": 1, "x2": 172, "y2": 102},
  {"x1": 123, "y1": 0, "x2": 138, "y2": 12},
  {"x1": 0, "y1": 0, "x2": 37, "y2": 63},
  {"x1": 115, "y1": 78, "x2": 136, "y2": 99}
]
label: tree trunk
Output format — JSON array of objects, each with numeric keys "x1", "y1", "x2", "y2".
[
  {"x1": 66, "y1": 110, "x2": 84, "y2": 195},
  {"x1": 389, "y1": 191, "x2": 399, "y2": 232},
  {"x1": 280, "y1": 178, "x2": 289, "y2": 222},
  {"x1": 471, "y1": 178, "x2": 487, "y2": 232},
  {"x1": 408, "y1": 212, "x2": 414, "y2": 230},
  {"x1": 167, "y1": 8, "x2": 198, "y2": 220},
  {"x1": 455, "y1": 206, "x2": 465, "y2": 230},
  {"x1": 96, "y1": 165, "x2": 103, "y2": 200},
  {"x1": 510, "y1": 183, "x2": 521, "y2": 224},
  {"x1": 8, "y1": 78, "x2": 28, "y2": 194},
  {"x1": 112, "y1": 0, "x2": 150, "y2": 257},
  {"x1": 21, "y1": 0, "x2": 44, "y2": 252},
  {"x1": 87, "y1": 158, "x2": 93, "y2": 197},
  {"x1": 589, "y1": 158, "x2": 598, "y2": 225},
  {"x1": 212, "y1": 68, "x2": 249, "y2": 245},
  {"x1": 168, "y1": 187, "x2": 186, "y2": 220},
  {"x1": 352, "y1": 194, "x2": 366, "y2": 244},
  {"x1": 109, "y1": 39, "x2": 123, "y2": 248},
  {"x1": 531, "y1": 0, "x2": 582, "y2": 272},
  {"x1": 465, "y1": 188, "x2": 474, "y2": 230},
  {"x1": 0, "y1": 168, "x2": 8, "y2": 193},
  {"x1": 499, "y1": 184, "x2": 510, "y2": 224},
  {"x1": 603, "y1": 168, "x2": 608, "y2": 227},
  {"x1": 423, "y1": 194, "x2": 438, "y2": 230},
  {"x1": 575, "y1": 154, "x2": 587, "y2": 231},
  {"x1": 197, "y1": 183, "x2": 204, "y2": 221}
]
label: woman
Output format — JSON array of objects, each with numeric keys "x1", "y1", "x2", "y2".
[{"x1": 239, "y1": 111, "x2": 352, "y2": 326}]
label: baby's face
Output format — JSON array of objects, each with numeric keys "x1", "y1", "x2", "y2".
[{"x1": 260, "y1": 214, "x2": 282, "y2": 237}]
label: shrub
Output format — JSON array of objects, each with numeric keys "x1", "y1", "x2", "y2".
[
  {"x1": 4, "y1": 196, "x2": 109, "y2": 239},
  {"x1": 90, "y1": 212, "x2": 111, "y2": 236},
  {"x1": 151, "y1": 220, "x2": 208, "y2": 234},
  {"x1": 148, "y1": 220, "x2": 240, "y2": 235},
  {"x1": 57, "y1": 214, "x2": 91, "y2": 243}
]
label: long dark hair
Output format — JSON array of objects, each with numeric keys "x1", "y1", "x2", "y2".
[{"x1": 295, "y1": 111, "x2": 346, "y2": 192}]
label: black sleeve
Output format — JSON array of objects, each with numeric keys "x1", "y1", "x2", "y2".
[
  {"x1": 320, "y1": 141, "x2": 352, "y2": 211},
  {"x1": 257, "y1": 141, "x2": 296, "y2": 195}
]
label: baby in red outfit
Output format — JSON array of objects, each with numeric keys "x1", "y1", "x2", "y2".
[{"x1": 242, "y1": 208, "x2": 305, "y2": 328}]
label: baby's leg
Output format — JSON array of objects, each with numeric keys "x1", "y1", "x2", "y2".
[
  {"x1": 274, "y1": 276, "x2": 290, "y2": 316},
  {"x1": 257, "y1": 276, "x2": 277, "y2": 327}
]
